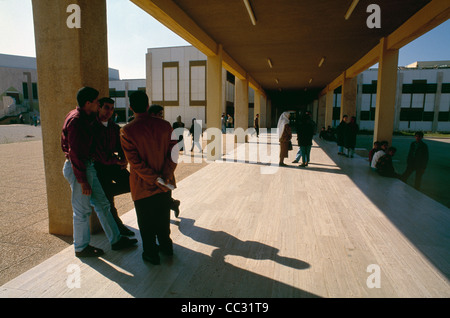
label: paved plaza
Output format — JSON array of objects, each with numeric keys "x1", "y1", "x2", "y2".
[{"x1": 0, "y1": 125, "x2": 449, "y2": 298}]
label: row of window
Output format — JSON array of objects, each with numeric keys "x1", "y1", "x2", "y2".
[{"x1": 333, "y1": 81, "x2": 450, "y2": 122}]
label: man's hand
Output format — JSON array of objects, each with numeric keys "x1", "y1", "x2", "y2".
[{"x1": 81, "y1": 182, "x2": 92, "y2": 196}]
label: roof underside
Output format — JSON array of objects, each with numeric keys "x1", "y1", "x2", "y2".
[{"x1": 171, "y1": 0, "x2": 430, "y2": 98}]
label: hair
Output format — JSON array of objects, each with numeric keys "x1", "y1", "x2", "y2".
[
  {"x1": 129, "y1": 91, "x2": 149, "y2": 113},
  {"x1": 148, "y1": 104, "x2": 164, "y2": 115},
  {"x1": 387, "y1": 146, "x2": 397, "y2": 153},
  {"x1": 415, "y1": 131, "x2": 424, "y2": 138},
  {"x1": 77, "y1": 87, "x2": 99, "y2": 108},
  {"x1": 99, "y1": 97, "x2": 114, "y2": 108}
]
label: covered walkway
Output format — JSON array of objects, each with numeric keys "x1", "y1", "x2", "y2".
[{"x1": 1, "y1": 134, "x2": 449, "y2": 298}]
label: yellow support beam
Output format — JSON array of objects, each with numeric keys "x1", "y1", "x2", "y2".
[
  {"x1": 322, "y1": 0, "x2": 450, "y2": 95},
  {"x1": 131, "y1": 0, "x2": 266, "y2": 98},
  {"x1": 387, "y1": 0, "x2": 450, "y2": 50}
]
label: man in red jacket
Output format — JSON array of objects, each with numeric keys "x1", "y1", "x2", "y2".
[{"x1": 120, "y1": 91, "x2": 178, "y2": 265}]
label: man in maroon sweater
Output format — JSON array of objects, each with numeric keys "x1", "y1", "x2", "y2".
[
  {"x1": 120, "y1": 91, "x2": 178, "y2": 265},
  {"x1": 62, "y1": 87, "x2": 137, "y2": 257}
]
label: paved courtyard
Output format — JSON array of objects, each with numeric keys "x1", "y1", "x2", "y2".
[{"x1": 0, "y1": 125, "x2": 449, "y2": 298}]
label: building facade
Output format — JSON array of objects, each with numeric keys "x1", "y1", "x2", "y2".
[
  {"x1": 330, "y1": 61, "x2": 450, "y2": 132},
  {"x1": 146, "y1": 46, "x2": 255, "y2": 129}
]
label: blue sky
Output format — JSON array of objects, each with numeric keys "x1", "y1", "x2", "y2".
[{"x1": 0, "y1": 0, "x2": 448, "y2": 79}]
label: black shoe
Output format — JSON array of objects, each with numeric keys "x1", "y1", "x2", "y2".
[
  {"x1": 75, "y1": 245, "x2": 104, "y2": 258},
  {"x1": 111, "y1": 236, "x2": 138, "y2": 250},
  {"x1": 172, "y1": 200, "x2": 181, "y2": 218},
  {"x1": 142, "y1": 252, "x2": 160, "y2": 265}
]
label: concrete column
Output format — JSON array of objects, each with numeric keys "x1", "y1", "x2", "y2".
[
  {"x1": 234, "y1": 77, "x2": 249, "y2": 143},
  {"x1": 266, "y1": 99, "x2": 272, "y2": 128},
  {"x1": 254, "y1": 90, "x2": 261, "y2": 124},
  {"x1": 260, "y1": 95, "x2": 267, "y2": 128},
  {"x1": 394, "y1": 72, "x2": 404, "y2": 131},
  {"x1": 325, "y1": 90, "x2": 334, "y2": 128},
  {"x1": 146, "y1": 51, "x2": 153, "y2": 103},
  {"x1": 355, "y1": 74, "x2": 363, "y2": 127},
  {"x1": 317, "y1": 94, "x2": 326, "y2": 130},
  {"x1": 373, "y1": 38, "x2": 399, "y2": 146},
  {"x1": 32, "y1": 0, "x2": 109, "y2": 235},
  {"x1": 432, "y1": 72, "x2": 443, "y2": 133},
  {"x1": 340, "y1": 76, "x2": 358, "y2": 119},
  {"x1": 206, "y1": 45, "x2": 223, "y2": 160}
]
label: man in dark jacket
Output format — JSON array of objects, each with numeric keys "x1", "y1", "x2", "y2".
[
  {"x1": 401, "y1": 131, "x2": 429, "y2": 190},
  {"x1": 93, "y1": 97, "x2": 134, "y2": 236},
  {"x1": 336, "y1": 115, "x2": 348, "y2": 155}
]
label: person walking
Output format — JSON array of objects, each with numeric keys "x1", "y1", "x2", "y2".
[
  {"x1": 120, "y1": 91, "x2": 178, "y2": 265},
  {"x1": 189, "y1": 118, "x2": 203, "y2": 153},
  {"x1": 296, "y1": 113, "x2": 316, "y2": 167},
  {"x1": 61, "y1": 87, "x2": 137, "y2": 258},
  {"x1": 401, "y1": 131, "x2": 429, "y2": 190},
  {"x1": 172, "y1": 115, "x2": 185, "y2": 153},
  {"x1": 254, "y1": 113, "x2": 260, "y2": 137},
  {"x1": 277, "y1": 111, "x2": 292, "y2": 166}
]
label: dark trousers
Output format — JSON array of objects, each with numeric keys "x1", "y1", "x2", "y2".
[
  {"x1": 134, "y1": 191, "x2": 172, "y2": 257},
  {"x1": 95, "y1": 163, "x2": 131, "y2": 227},
  {"x1": 401, "y1": 165, "x2": 425, "y2": 190}
]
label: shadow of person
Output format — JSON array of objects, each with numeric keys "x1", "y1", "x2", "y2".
[
  {"x1": 173, "y1": 217, "x2": 310, "y2": 270},
  {"x1": 75, "y1": 223, "x2": 319, "y2": 298}
]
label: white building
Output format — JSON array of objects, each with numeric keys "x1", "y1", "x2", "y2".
[
  {"x1": 330, "y1": 61, "x2": 450, "y2": 132},
  {"x1": 0, "y1": 53, "x2": 120, "y2": 123},
  {"x1": 146, "y1": 46, "x2": 255, "y2": 128}
]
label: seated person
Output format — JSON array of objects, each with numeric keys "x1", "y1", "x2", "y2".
[
  {"x1": 376, "y1": 147, "x2": 400, "y2": 178},
  {"x1": 371, "y1": 140, "x2": 388, "y2": 171},
  {"x1": 368, "y1": 141, "x2": 381, "y2": 167}
]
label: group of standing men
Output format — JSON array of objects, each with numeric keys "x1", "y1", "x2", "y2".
[
  {"x1": 336, "y1": 114, "x2": 359, "y2": 158},
  {"x1": 62, "y1": 87, "x2": 177, "y2": 265}
]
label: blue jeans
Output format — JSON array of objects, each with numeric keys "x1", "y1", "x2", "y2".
[
  {"x1": 300, "y1": 145, "x2": 311, "y2": 163},
  {"x1": 63, "y1": 160, "x2": 121, "y2": 252}
]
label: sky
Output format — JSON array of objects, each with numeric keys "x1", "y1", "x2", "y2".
[{"x1": 0, "y1": 0, "x2": 449, "y2": 79}]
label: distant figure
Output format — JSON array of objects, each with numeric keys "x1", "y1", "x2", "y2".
[
  {"x1": 277, "y1": 111, "x2": 292, "y2": 166},
  {"x1": 227, "y1": 114, "x2": 233, "y2": 129},
  {"x1": 376, "y1": 147, "x2": 400, "y2": 178},
  {"x1": 189, "y1": 118, "x2": 203, "y2": 153},
  {"x1": 371, "y1": 140, "x2": 389, "y2": 171},
  {"x1": 336, "y1": 115, "x2": 348, "y2": 155},
  {"x1": 401, "y1": 131, "x2": 429, "y2": 190},
  {"x1": 254, "y1": 114, "x2": 260, "y2": 137},
  {"x1": 344, "y1": 116, "x2": 359, "y2": 158},
  {"x1": 295, "y1": 113, "x2": 315, "y2": 167},
  {"x1": 173, "y1": 115, "x2": 185, "y2": 152},
  {"x1": 368, "y1": 141, "x2": 381, "y2": 167},
  {"x1": 221, "y1": 113, "x2": 227, "y2": 133}
]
